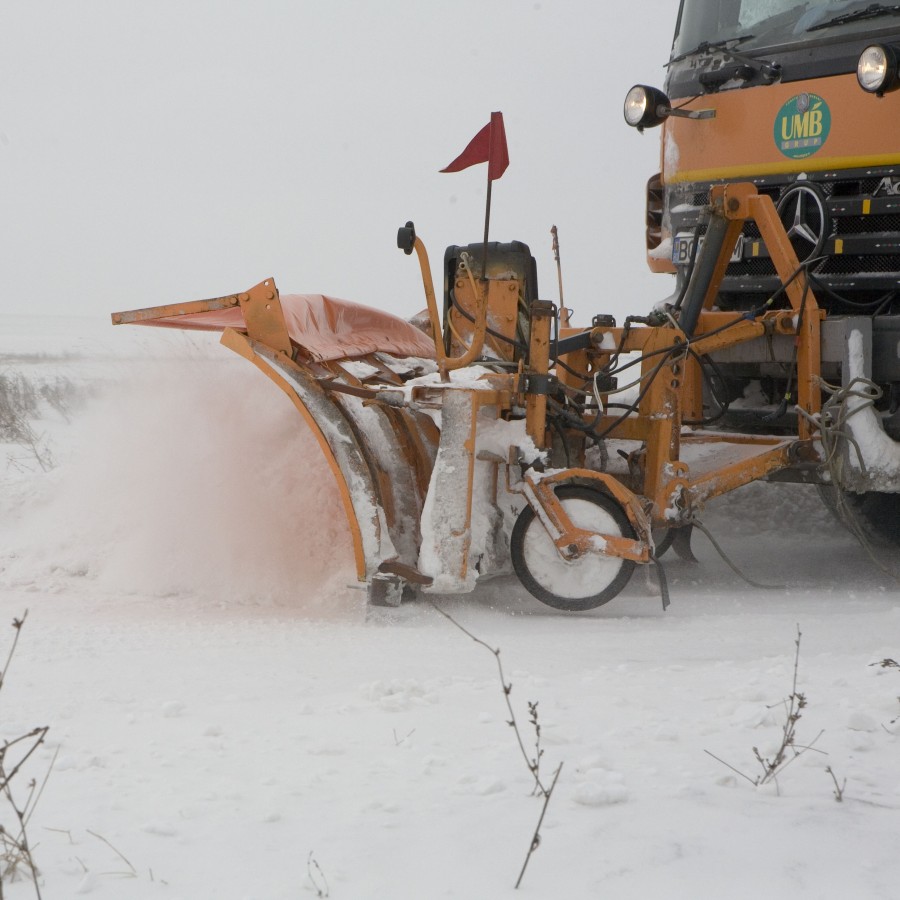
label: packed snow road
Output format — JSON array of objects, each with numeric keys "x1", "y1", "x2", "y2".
[{"x1": 0, "y1": 320, "x2": 897, "y2": 899}]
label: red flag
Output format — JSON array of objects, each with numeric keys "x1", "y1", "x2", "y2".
[{"x1": 440, "y1": 111, "x2": 509, "y2": 181}]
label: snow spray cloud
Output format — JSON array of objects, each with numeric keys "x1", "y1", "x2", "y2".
[{"x1": 5, "y1": 351, "x2": 357, "y2": 609}]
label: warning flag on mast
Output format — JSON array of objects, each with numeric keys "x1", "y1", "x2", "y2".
[{"x1": 440, "y1": 111, "x2": 509, "y2": 181}]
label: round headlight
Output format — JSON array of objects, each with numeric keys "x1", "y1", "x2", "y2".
[
  {"x1": 857, "y1": 44, "x2": 897, "y2": 94},
  {"x1": 624, "y1": 86, "x2": 650, "y2": 127},
  {"x1": 623, "y1": 84, "x2": 670, "y2": 130}
]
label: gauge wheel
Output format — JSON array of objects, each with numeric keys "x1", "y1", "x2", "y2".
[{"x1": 511, "y1": 485, "x2": 637, "y2": 611}]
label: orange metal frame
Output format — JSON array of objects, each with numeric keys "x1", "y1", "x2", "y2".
[
  {"x1": 111, "y1": 184, "x2": 826, "y2": 585},
  {"x1": 503, "y1": 183, "x2": 823, "y2": 562}
]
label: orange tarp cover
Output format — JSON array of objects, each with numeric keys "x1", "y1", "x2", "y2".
[{"x1": 136, "y1": 293, "x2": 436, "y2": 362}]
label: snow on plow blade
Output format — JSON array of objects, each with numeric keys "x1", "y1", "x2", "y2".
[{"x1": 112, "y1": 279, "x2": 443, "y2": 593}]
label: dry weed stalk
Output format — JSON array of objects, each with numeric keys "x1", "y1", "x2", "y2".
[
  {"x1": 869, "y1": 658, "x2": 900, "y2": 727},
  {"x1": 428, "y1": 601, "x2": 562, "y2": 889},
  {"x1": 825, "y1": 765, "x2": 846, "y2": 802},
  {"x1": 38, "y1": 376, "x2": 85, "y2": 424},
  {"x1": 306, "y1": 851, "x2": 329, "y2": 898},
  {"x1": 0, "y1": 369, "x2": 88, "y2": 472},
  {"x1": 87, "y1": 829, "x2": 137, "y2": 878},
  {"x1": 705, "y1": 626, "x2": 825, "y2": 794},
  {"x1": 514, "y1": 761, "x2": 563, "y2": 890},
  {"x1": 0, "y1": 372, "x2": 53, "y2": 471},
  {"x1": 0, "y1": 612, "x2": 49, "y2": 899},
  {"x1": 392, "y1": 728, "x2": 415, "y2": 747},
  {"x1": 870, "y1": 658, "x2": 900, "y2": 670}
]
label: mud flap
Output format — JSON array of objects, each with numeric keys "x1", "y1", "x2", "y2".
[{"x1": 671, "y1": 525, "x2": 698, "y2": 563}]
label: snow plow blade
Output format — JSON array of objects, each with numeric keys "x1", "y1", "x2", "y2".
[{"x1": 112, "y1": 279, "x2": 443, "y2": 592}]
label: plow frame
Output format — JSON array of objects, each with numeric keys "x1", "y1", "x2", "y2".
[
  {"x1": 552, "y1": 182, "x2": 825, "y2": 533},
  {"x1": 112, "y1": 182, "x2": 847, "y2": 606}
]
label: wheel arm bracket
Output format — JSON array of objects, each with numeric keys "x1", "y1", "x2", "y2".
[{"x1": 522, "y1": 473, "x2": 650, "y2": 564}]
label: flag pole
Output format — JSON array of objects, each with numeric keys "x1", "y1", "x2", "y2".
[
  {"x1": 482, "y1": 168, "x2": 492, "y2": 280},
  {"x1": 439, "y1": 111, "x2": 507, "y2": 280}
]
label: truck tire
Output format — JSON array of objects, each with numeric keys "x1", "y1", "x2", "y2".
[{"x1": 817, "y1": 486, "x2": 900, "y2": 547}]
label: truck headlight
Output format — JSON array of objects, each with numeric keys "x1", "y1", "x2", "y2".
[
  {"x1": 857, "y1": 44, "x2": 899, "y2": 95},
  {"x1": 623, "y1": 85, "x2": 670, "y2": 130}
]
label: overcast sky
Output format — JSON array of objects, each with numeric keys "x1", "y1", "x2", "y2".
[{"x1": 1, "y1": 1, "x2": 676, "y2": 328}]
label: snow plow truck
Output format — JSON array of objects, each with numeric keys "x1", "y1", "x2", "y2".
[{"x1": 113, "y1": 0, "x2": 900, "y2": 611}]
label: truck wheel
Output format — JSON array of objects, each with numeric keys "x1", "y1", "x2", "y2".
[
  {"x1": 818, "y1": 486, "x2": 900, "y2": 547},
  {"x1": 511, "y1": 485, "x2": 636, "y2": 611}
]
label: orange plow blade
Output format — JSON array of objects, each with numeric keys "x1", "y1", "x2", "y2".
[{"x1": 112, "y1": 279, "x2": 508, "y2": 603}]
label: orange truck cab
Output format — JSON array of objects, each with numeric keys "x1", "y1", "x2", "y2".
[{"x1": 623, "y1": 1, "x2": 900, "y2": 539}]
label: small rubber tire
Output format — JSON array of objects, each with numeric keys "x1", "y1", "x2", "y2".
[{"x1": 511, "y1": 485, "x2": 637, "y2": 611}]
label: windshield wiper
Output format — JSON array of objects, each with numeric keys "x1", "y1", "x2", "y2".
[
  {"x1": 668, "y1": 36, "x2": 754, "y2": 66},
  {"x1": 807, "y1": 3, "x2": 900, "y2": 31},
  {"x1": 668, "y1": 35, "x2": 781, "y2": 84}
]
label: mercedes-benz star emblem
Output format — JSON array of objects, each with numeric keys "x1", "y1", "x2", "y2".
[{"x1": 776, "y1": 183, "x2": 829, "y2": 261}]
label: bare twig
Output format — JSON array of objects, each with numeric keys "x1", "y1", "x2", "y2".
[
  {"x1": 41, "y1": 827, "x2": 74, "y2": 845},
  {"x1": 0, "y1": 728, "x2": 50, "y2": 794},
  {"x1": 870, "y1": 659, "x2": 900, "y2": 725},
  {"x1": 825, "y1": 765, "x2": 846, "y2": 802},
  {"x1": 702, "y1": 750, "x2": 760, "y2": 787},
  {"x1": 429, "y1": 602, "x2": 548, "y2": 795},
  {"x1": 527, "y1": 701, "x2": 544, "y2": 794},
  {"x1": 514, "y1": 763, "x2": 563, "y2": 890},
  {"x1": 754, "y1": 626, "x2": 807, "y2": 785},
  {"x1": 87, "y1": 830, "x2": 137, "y2": 877},
  {"x1": 869, "y1": 658, "x2": 899, "y2": 669},
  {"x1": 0, "y1": 613, "x2": 28, "y2": 693},
  {"x1": 23, "y1": 747, "x2": 58, "y2": 828},
  {"x1": 392, "y1": 728, "x2": 415, "y2": 747},
  {"x1": 429, "y1": 601, "x2": 565, "y2": 889},
  {"x1": 706, "y1": 626, "x2": 827, "y2": 794},
  {"x1": 0, "y1": 371, "x2": 68, "y2": 472},
  {"x1": 306, "y1": 851, "x2": 329, "y2": 898},
  {"x1": 0, "y1": 612, "x2": 49, "y2": 899}
]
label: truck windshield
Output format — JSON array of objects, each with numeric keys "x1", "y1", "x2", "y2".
[{"x1": 674, "y1": 0, "x2": 900, "y2": 56}]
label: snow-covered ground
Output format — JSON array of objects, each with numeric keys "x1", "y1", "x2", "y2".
[{"x1": 1, "y1": 317, "x2": 898, "y2": 899}]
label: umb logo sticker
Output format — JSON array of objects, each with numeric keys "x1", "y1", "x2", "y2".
[{"x1": 774, "y1": 93, "x2": 831, "y2": 159}]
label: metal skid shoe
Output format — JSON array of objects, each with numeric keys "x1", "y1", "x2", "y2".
[
  {"x1": 366, "y1": 573, "x2": 405, "y2": 608},
  {"x1": 366, "y1": 560, "x2": 432, "y2": 609}
]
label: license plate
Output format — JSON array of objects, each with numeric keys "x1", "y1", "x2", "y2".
[{"x1": 672, "y1": 232, "x2": 744, "y2": 265}]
